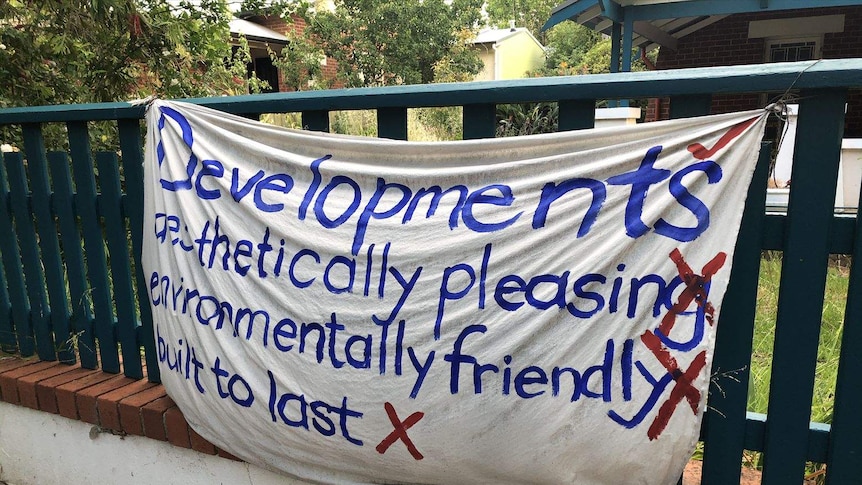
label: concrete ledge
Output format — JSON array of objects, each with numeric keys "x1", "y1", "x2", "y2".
[
  {"x1": 0, "y1": 354, "x2": 294, "y2": 485},
  {"x1": 0, "y1": 400, "x2": 298, "y2": 485},
  {"x1": 0, "y1": 356, "x2": 238, "y2": 460}
]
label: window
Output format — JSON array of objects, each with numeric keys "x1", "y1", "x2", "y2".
[
  {"x1": 748, "y1": 14, "x2": 842, "y2": 63},
  {"x1": 766, "y1": 38, "x2": 820, "y2": 63}
]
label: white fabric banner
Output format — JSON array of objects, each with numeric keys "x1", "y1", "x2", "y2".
[{"x1": 143, "y1": 100, "x2": 766, "y2": 484}]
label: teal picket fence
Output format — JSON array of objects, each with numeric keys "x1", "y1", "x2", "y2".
[{"x1": 1, "y1": 58, "x2": 862, "y2": 484}]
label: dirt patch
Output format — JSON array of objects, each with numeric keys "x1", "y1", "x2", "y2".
[
  {"x1": 684, "y1": 460, "x2": 822, "y2": 484},
  {"x1": 683, "y1": 460, "x2": 763, "y2": 484}
]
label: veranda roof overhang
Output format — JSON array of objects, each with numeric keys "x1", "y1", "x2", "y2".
[{"x1": 544, "y1": 0, "x2": 862, "y2": 58}]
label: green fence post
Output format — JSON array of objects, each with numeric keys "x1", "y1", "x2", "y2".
[
  {"x1": 48, "y1": 152, "x2": 97, "y2": 369},
  {"x1": 825, "y1": 164, "x2": 862, "y2": 482},
  {"x1": 6, "y1": 152, "x2": 54, "y2": 360},
  {"x1": 0, "y1": 257, "x2": 14, "y2": 353},
  {"x1": 97, "y1": 152, "x2": 143, "y2": 379},
  {"x1": 377, "y1": 107, "x2": 408, "y2": 140},
  {"x1": 68, "y1": 121, "x2": 121, "y2": 374},
  {"x1": 701, "y1": 143, "x2": 771, "y2": 484},
  {"x1": 118, "y1": 119, "x2": 160, "y2": 382},
  {"x1": 669, "y1": 95, "x2": 713, "y2": 119},
  {"x1": 558, "y1": 99, "x2": 595, "y2": 131},
  {"x1": 463, "y1": 104, "x2": 496, "y2": 139},
  {"x1": 302, "y1": 110, "x2": 330, "y2": 132},
  {"x1": 23, "y1": 124, "x2": 73, "y2": 363},
  {"x1": 0, "y1": 153, "x2": 32, "y2": 356},
  {"x1": 761, "y1": 88, "x2": 847, "y2": 485}
]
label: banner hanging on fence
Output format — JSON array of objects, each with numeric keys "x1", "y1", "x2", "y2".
[{"x1": 142, "y1": 100, "x2": 766, "y2": 484}]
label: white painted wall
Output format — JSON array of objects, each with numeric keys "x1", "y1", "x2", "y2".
[
  {"x1": 840, "y1": 139, "x2": 862, "y2": 210},
  {"x1": 0, "y1": 402, "x2": 306, "y2": 485},
  {"x1": 594, "y1": 107, "x2": 641, "y2": 129},
  {"x1": 772, "y1": 104, "x2": 798, "y2": 187},
  {"x1": 771, "y1": 104, "x2": 859, "y2": 211}
]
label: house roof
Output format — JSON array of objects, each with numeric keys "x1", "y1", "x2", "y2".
[
  {"x1": 473, "y1": 27, "x2": 523, "y2": 44},
  {"x1": 544, "y1": 0, "x2": 862, "y2": 51},
  {"x1": 472, "y1": 27, "x2": 545, "y2": 48},
  {"x1": 229, "y1": 18, "x2": 289, "y2": 45},
  {"x1": 165, "y1": 1, "x2": 290, "y2": 45}
]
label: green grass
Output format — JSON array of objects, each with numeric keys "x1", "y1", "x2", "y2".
[
  {"x1": 740, "y1": 254, "x2": 850, "y2": 480},
  {"x1": 748, "y1": 254, "x2": 849, "y2": 424}
]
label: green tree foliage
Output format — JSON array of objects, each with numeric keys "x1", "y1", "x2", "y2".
[
  {"x1": 538, "y1": 24, "x2": 658, "y2": 76},
  {"x1": 299, "y1": 0, "x2": 484, "y2": 87},
  {"x1": 486, "y1": 1, "x2": 655, "y2": 76},
  {"x1": 541, "y1": 22, "x2": 604, "y2": 75},
  {"x1": 0, "y1": 0, "x2": 267, "y2": 108},
  {"x1": 485, "y1": 0, "x2": 557, "y2": 44},
  {"x1": 496, "y1": 37, "x2": 657, "y2": 138},
  {"x1": 574, "y1": 38, "x2": 657, "y2": 75},
  {"x1": 239, "y1": 0, "x2": 329, "y2": 91},
  {"x1": 484, "y1": 1, "x2": 617, "y2": 76},
  {"x1": 269, "y1": 34, "x2": 328, "y2": 91}
]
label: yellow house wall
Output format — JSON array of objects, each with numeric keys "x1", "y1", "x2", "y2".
[
  {"x1": 475, "y1": 48, "x2": 496, "y2": 81},
  {"x1": 495, "y1": 33, "x2": 544, "y2": 80}
]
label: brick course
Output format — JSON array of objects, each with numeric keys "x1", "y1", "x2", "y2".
[
  {"x1": 142, "y1": 395, "x2": 176, "y2": 442},
  {"x1": 0, "y1": 360, "x2": 62, "y2": 405},
  {"x1": 119, "y1": 384, "x2": 168, "y2": 436},
  {"x1": 165, "y1": 405, "x2": 192, "y2": 448},
  {"x1": 0, "y1": 355, "x2": 230, "y2": 464},
  {"x1": 17, "y1": 363, "x2": 83, "y2": 410}
]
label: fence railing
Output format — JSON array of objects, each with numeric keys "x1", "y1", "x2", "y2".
[{"x1": 2, "y1": 58, "x2": 862, "y2": 484}]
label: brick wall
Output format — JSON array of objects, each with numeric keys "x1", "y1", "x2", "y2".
[
  {"x1": 649, "y1": 6, "x2": 862, "y2": 136},
  {"x1": 243, "y1": 14, "x2": 341, "y2": 91}
]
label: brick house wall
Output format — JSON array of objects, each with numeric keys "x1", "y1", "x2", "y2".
[
  {"x1": 242, "y1": 14, "x2": 341, "y2": 91},
  {"x1": 646, "y1": 6, "x2": 862, "y2": 137}
]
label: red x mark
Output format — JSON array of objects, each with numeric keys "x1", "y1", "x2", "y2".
[
  {"x1": 642, "y1": 331, "x2": 707, "y2": 440},
  {"x1": 659, "y1": 248, "x2": 726, "y2": 336},
  {"x1": 640, "y1": 249, "x2": 726, "y2": 440},
  {"x1": 376, "y1": 402, "x2": 425, "y2": 460}
]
